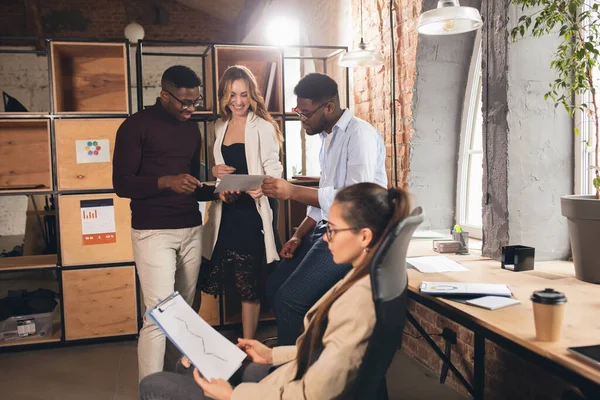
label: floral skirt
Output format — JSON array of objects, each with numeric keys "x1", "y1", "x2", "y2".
[{"x1": 199, "y1": 250, "x2": 261, "y2": 302}]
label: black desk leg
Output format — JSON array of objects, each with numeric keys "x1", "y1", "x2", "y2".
[
  {"x1": 406, "y1": 311, "x2": 476, "y2": 398},
  {"x1": 474, "y1": 332, "x2": 485, "y2": 400}
]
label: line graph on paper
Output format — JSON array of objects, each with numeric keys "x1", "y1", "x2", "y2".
[
  {"x1": 149, "y1": 293, "x2": 246, "y2": 381},
  {"x1": 174, "y1": 316, "x2": 228, "y2": 363}
]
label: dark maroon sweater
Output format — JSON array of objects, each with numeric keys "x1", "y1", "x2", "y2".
[{"x1": 112, "y1": 100, "x2": 214, "y2": 230}]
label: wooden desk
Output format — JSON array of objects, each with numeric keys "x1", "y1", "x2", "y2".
[{"x1": 406, "y1": 243, "x2": 600, "y2": 399}]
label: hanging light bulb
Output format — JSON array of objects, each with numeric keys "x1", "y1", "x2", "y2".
[
  {"x1": 339, "y1": 0, "x2": 384, "y2": 68},
  {"x1": 417, "y1": 0, "x2": 482, "y2": 36}
]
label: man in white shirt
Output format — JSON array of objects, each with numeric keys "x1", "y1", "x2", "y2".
[{"x1": 262, "y1": 73, "x2": 387, "y2": 345}]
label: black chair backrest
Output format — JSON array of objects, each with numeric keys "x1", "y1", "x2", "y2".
[{"x1": 353, "y1": 206, "x2": 424, "y2": 399}]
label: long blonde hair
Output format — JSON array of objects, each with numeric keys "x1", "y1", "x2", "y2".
[{"x1": 218, "y1": 65, "x2": 283, "y2": 147}]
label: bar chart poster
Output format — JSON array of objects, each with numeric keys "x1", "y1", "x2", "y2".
[{"x1": 80, "y1": 199, "x2": 117, "y2": 245}]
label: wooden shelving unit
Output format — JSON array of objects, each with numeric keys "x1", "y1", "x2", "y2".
[{"x1": 0, "y1": 38, "x2": 138, "y2": 351}]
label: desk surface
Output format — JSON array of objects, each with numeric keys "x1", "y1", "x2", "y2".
[{"x1": 406, "y1": 241, "x2": 600, "y2": 386}]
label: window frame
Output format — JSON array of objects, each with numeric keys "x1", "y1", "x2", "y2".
[
  {"x1": 456, "y1": 30, "x2": 483, "y2": 239},
  {"x1": 575, "y1": 2, "x2": 598, "y2": 196}
]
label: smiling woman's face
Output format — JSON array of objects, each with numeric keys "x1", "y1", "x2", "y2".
[{"x1": 228, "y1": 79, "x2": 250, "y2": 117}]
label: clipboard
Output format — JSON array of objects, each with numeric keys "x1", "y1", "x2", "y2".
[{"x1": 147, "y1": 292, "x2": 247, "y2": 380}]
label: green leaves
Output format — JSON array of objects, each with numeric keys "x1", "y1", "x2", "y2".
[{"x1": 509, "y1": 0, "x2": 599, "y2": 116}]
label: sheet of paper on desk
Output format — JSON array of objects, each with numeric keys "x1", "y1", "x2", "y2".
[
  {"x1": 420, "y1": 282, "x2": 513, "y2": 297},
  {"x1": 412, "y1": 230, "x2": 451, "y2": 240},
  {"x1": 406, "y1": 256, "x2": 469, "y2": 273},
  {"x1": 214, "y1": 174, "x2": 269, "y2": 193}
]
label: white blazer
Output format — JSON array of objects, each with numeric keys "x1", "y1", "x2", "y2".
[{"x1": 201, "y1": 111, "x2": 283, "y2": 264}]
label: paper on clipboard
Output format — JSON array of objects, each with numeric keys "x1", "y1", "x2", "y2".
[
  {"x1": 148, "y1": 292, "x2": 246, "y2": 380},
  {"x1": 214, "y1": 174, "x2": 269, "y2": 193}
]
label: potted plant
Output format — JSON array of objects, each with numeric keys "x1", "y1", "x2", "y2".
[{"x1": 511, "y1": 0, "x2": 600, "y2": 283}]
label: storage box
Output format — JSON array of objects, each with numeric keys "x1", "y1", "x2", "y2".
[
  {"x1": 51, "y1": 42, "x2": 129, "y2": 113},
  {"x1": 0, "y1": 307, "x2": 56, "y2": 341},
  {"x1": 62, "y1": 265, "x2": 137, "y2": 340},
  {"x1": 55, "y1": 119, "x2": 123, "y2": 190},
  {"x1": 0, "y1": 120, "x2": 52, "y2": 191},
  {"x1": 502, "y1": 245, "x2": 535, "y2": 272},
  {"x1": 58, "y1": 193, "x2": 133, "y2": 266}
]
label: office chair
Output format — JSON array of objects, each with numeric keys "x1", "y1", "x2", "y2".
[{"x1": 352, "y1": 206, "x2": 424, "y2": 400}]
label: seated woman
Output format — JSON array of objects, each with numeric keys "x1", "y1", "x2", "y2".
[{"x1": 139, "y1": 182, "x2": 411, "y2": 400}]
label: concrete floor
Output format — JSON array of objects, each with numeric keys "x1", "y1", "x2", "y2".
[{"x1": 0, "y1": 326, "x2": 468, "y2": 400}]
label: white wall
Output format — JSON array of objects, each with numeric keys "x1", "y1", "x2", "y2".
[{"x1": 506, "y1": 5, "x2": 572, "y2": 259}]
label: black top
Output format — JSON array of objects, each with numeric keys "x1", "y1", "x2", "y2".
[
  {"x1": 213, "y1": 143, "x2": 264, "y2": 258},
  {"x1": 112, "y1": 100, "x2": 214, "y2": 230}
]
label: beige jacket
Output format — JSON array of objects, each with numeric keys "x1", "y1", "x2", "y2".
[
  {"x1": 231, "y1": 272, "x2": 376, "y2": 400},
  {"x1": 201, "y1": 112, "x2": 283, "y2": 263}
]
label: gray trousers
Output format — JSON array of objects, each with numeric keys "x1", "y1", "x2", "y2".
[{"x1": 139, "y1": 359, "x2": 272, "y2": 400}]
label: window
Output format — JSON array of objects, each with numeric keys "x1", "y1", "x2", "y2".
[
  {"x1": 575, "y1": 1, "x2": 599, "y2": 195},
  {"x1": 283, "y1": 46, "x2": 323, "y2": 179},
  {"x1": 456, "y1": 31, "x2": 483, "y2": 239}
]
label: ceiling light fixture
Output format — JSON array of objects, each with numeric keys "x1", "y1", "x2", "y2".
[
  {"x1": 417, "y1": 0, "x2": 482, "y2": 36},
  {"x1": 339, "y1": 0, "x2": 384, "y2": 68}
]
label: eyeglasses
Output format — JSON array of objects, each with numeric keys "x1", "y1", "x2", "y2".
[
  {"x1": 292, "y1": 101, "x2": 331, "y2": 120},
  {"x1": 325, "y1": 223, "x2": 357, "y2": 241},
  {"x1": 165, "y1": 90, "x2": 203, "y2": 110}
]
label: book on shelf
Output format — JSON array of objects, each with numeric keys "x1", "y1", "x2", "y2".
[{"x1": 264, "y1": 61, "x2": 277, "y2": 109}]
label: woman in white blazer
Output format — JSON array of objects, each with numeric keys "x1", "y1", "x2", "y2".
[{"x1": 199, "y1": 65, "x2": 283, "y2": 339}]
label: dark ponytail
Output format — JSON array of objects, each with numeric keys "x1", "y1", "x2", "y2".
[{"x1": 293, "y1": 183, "x2": 411, "y2": 381}]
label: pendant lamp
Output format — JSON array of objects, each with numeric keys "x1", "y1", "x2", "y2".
[
  {"x1": 417, "y1": 0, "x2": 482, "y2": 35},
  {"x1": 339, "y1": 0, "x2": 384, "y2": 68}
]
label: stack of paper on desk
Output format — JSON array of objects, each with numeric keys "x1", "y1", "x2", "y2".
[
  {"x1": 406, "y1": 256, "x2": 469, "y2": 273},
  {"x1": 412, "y1": 230, "x2": 452, "y2": 240},
  {"x1": 419, "y1": 281, "x2": 513, "y2": 297}
]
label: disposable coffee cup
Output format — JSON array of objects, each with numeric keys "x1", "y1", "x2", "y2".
[{"x1": 531, "y1": 288, "x2": 567, "y2": 342}]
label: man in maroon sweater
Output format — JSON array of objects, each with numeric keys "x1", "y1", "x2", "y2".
[{"x1": 113, "y1": 65, "x2": 213, "y2": 380}]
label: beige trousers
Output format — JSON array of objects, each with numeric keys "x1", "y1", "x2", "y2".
[{"x1": 132, "y1": 226, "x2": 202, "y2": 381}]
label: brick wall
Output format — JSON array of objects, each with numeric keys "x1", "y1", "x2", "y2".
[
  {"x1": 403, "y1": 300, "x2": 576, "y2": 399},
  {"x1": 0, "y1": 0, "x2": 235, "y2": 42},
  {"x1": 351, "y1": 0, "x2": 421, "y2": 187}
]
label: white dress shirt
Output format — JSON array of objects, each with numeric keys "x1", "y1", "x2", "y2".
[{"x1": 307, "y1": 109, "x2": 388, "y2": 222}]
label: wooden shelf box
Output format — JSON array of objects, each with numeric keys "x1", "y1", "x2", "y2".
[
  {"x1": 51, "y1": 42, "x2": 129, "y2": 113},
  {"x1": 214, "y1": 46, "x2": 283, "y2": 114},
  {"x1": 58, "y1": 193, "x2": 133, "y2": 266},
  {"x1": 0, "y1": 119, "x2": 52, "y2": 191},
  {"x1": 62, "y1": 265, "x2": 138, "y2": 340},
  {"x1": 55, "y1": 119, "x2": 123, "y2": 190}
]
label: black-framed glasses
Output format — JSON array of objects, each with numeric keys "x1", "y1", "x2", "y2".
[
  {"x1": 292, "y1": 101, "x2": 331, "y2": 120},
  {"x1": 165, "y1": 90, "x2": 203, "y2": 110},
  {"x1": 325, "y1": 223, "x2": 358, "y2": 241}
]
